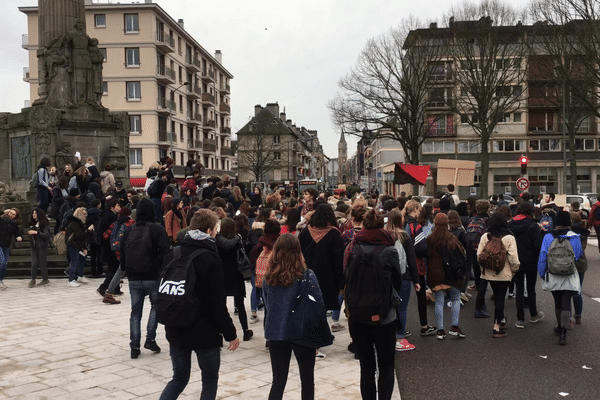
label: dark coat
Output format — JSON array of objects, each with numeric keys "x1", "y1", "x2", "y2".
[
  {"x1": 298, "y1": 228, "x2": 345, "y2": 310},
  {"x1": 164, "y1": 235, "x2": 237, "y2": 350},
  {"x1": 50, "y1": 187, "x2": 66, "y2": 219},
  {"x1": 65, "y1": 217, "x2": 87, "y2": 251},
  {"x1": 216, "y1": 234, "x2": 246, "y2": 297},
  {"x1": 28, "y1": 225, "x2": 52, "y2": 250},
  {"x1": 508, "y1": 216, "x2": 543, "y2": 273},
  {"x1": 426, "y1": 233, "x2": 465, "y2": 290},
  {"x1": 0, "y1": 216, "x2": 22, "y2": 247}
]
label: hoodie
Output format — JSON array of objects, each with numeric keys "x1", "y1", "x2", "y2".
[
  {"x1": 538, "y1": 228, "x2": 583, "y2": 292},
  {"x1": 508, "y1": 215, "x2": 543, "y2": 273}
]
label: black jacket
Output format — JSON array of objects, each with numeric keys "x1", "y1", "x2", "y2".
[
  {"x1": 0, "y1": 216, "x2": 22, "y2": 247},
  {"x1": 508, "y1": 216, "x2": 543, "y2": 273},
  {"x1": 65, "y1": 217, "x2": 87, "y2": 251}
]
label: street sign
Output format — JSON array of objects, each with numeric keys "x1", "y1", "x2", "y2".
[{"x1": 516, "y1": 177, "x2": 530, "y2": 191}]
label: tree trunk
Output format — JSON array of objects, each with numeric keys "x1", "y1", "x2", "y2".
[
  {"x1": 480, "y1": 143, "x2": 490, "y2": 198},
  {"x1": 569, "y1": 148, "x2": 577, "y2": 195}
]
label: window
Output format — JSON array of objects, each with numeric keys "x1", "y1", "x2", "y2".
[
  {"x1": 429, "y1": 88, "x2": 452, "y2": 107},
  {"x1": 566, "y1": 139, "x2": 594, "y2": 151},
  {"x1": 427, "y1": 115, "x2": 454, "y2": 136},
  {"x1": 513, "y1": 112, "x2": 522, "y2": 122},
  {"x1": 458, "y1": 141, "x2": 481, "y2": 153},
  {"x1": 129, "y1": 115, "x2": 141, "y2": 134},
  {"x1": 495, "y1": 86, "x2": 511, "y2": 97},
  {"x1": 102, "y1": 82, "x2": 108, "y2": 95},
  {"x1": 129, "y1": 149, "x2": 142, "y2": 166},
  {"x1": 124, "y1": 14, "x2": 139, "y2": 33},
  {"x1": 493, "y1": 140, "x2": 526, "y2": 152},
  {"x1": 529, "y1": 111, "x2": 554, "y2": 132},
  {"x1": 126, "y1": 81, "x2": 141, "y2": 100},
  {"x1": 94, "y1": 14, "x2": 106, "y2": 28},
  {"x1": 274, "y1": 152, "x2": 281, "y2": 160},
  {"x1": 125, "y1": 48, "x2": 140, "y2": 67},
  {"x1": 460, "y1": 87, "x2": 469, "y2": 97},
  {"x1": 460, "y1": 114, "x2": 479, "y2": 124},
  {"x1": 529, "y1": 139, "x2": 561, "y2": 152},
  {"x1": 99, "y1": 48, "x2": 107, "y2": 61},
  {"x1": 513, "y1": 85, "x2": 522, "y2": 98},
  {"x1": 576, "y1": 116, "x2": 590, "y2": 132},
  {"x1": 422, "y1": 141, "x2": 455, "y2": 154},
  {"x1": 273, "y1": 135, "x2": 280, "y2": 144},
  {"x1": 460, "y1": 60, "x2": 480, "y2": 71},
  {"x1": 429, "y1": 62, "x2": 451, "y2": 81},
  {"x1": 497, "y1": 113, "x2": 511, "y2": 123}
]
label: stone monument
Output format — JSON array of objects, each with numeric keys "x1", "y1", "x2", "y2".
[{"x1": 0, "y1": 0, "x2": 129, "y2": 203}]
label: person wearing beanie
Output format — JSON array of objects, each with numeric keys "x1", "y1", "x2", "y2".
[
  {"x1": 538, "y1": 211, "x2": 583, "y2": 345},
  {"x1": 477, "y1": 212, "x2": 520, "y2": 338},
  {"x1": 426, "y1": 212, "x2": 467, "y2": 340}
]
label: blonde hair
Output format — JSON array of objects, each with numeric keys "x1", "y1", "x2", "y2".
[{"x1": 73, "y1": 207, "x2": 87, "y2": 222}]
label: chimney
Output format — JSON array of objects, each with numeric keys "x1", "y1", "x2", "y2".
[
  {"x1": 280, "y1": 112, "x2": 286, "y2": 121},
  {"x1": 430, "y1": 22, "x2": 438, "y2": 29},
  {"x1": 266, "y1": 102, "x2": 279, "y2": 116},
  {"x1": 178, "y1": 19, "x2": 184, "y2": 29},
  {"x1": 214, "y1": 50, "x2": 222, "y2": 64},
  {"x1": 255, "y1": 104, "x2": 262, "y2": 116}
]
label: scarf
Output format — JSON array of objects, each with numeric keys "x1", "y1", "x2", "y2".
[
  {"x1": 511, "y1": 214, "x2": 530, "y2": 222},
  {"x1": 308, "y1": 225, "x2": 336, "y2": 244},
  {"x1": 343, "y1": 228, "x2": 395, "y2": 272},
  {"x1": 250, "y1": 234, "x2": 279, "y2": 266}
]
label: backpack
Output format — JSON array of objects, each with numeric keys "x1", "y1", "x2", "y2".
[
  {"x1": 394, "y1": 239, "x2": 408, "y2": 275},
  {"x1": 407, "y1": 222, "x2": 427, "y2": 258},
  {"x1": 442, "y1": 242, "x2": 468, "y2": 281},
  {"x1": 443, "y1": 193, "x2": 456, "y2": 208},
  {"x1": 477, "y1": 234, "x2": 507, "y2": 274},
  {"x1": 465, "y1": 217, "x2": 487, "y2": 253},
  {"x1": 547, "y1": 235, "x2": 576, "y2": 275},
  {"x1": 540, "y1": 213, "x2": 554, "y2": 233},
  {"x1": 123, "y1": 224, "x2": 153, "y2": 273},
  {"x1": 110, "y1": 222, "x2": 128, "y2": 252},
  {"x1": 155, "y1": 246, "x2": 208, "y2": 326},
  {"x1": 147, "y1": 179, "x2": 160, "y2": 197},
  {"x1": 345, "y1": 244, "x2": 397, "y2": 324},
  {"x1": 254, "y1": 246, "x2": 272, "y2": 288},
  {"x1": 30, "y1": 170, "x2": 39, "y2": 188}
]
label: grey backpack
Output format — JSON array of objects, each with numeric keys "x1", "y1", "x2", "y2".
[{"x1": 547, "y1": 236, "x2": 576, "y2": 275}]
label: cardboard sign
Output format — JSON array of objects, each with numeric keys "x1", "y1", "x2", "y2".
[{"x1": 436, "y1": 159, "x2": 476, "y2": 186}]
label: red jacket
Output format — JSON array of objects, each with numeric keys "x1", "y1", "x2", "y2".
[{"x1": 589, "y1": 202, "x2": 600, "y2": 227}]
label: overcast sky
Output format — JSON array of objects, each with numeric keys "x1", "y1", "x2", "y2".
[{"x1": 0, "y1": 0, "x2": 525, "y2": 160}]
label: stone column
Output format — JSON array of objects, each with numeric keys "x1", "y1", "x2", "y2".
[{"x1": 39, "y1": 0, "x2": 86, "y2": 48}]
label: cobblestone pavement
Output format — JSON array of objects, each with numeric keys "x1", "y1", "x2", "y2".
[{"x1": 0, "y1": 278, "x2": 402, "y2": 399}]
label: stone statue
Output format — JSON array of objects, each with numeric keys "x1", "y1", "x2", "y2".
[
  {"x1": 54, "y1": 141, "x2": 73, "y2": 169},
  {"x1": 0, "y1": 181, "x2": 26, "y2": 203},
  {"x1": 89, "y1": 38, "x2": 104, "y2": 106},
  {"x1": 103, "y1": 141, "x2": 128, "y2": 177},
  {"x1": 45, "y1": 35, "x2": 72, "y2": 109},
  {"x1": 66, "y1": 19, "x2": 95, "y2": 105}
]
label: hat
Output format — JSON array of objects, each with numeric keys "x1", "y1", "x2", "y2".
[
  {"x1": 556, "y1": 211, "x2": 571, "y2": 227},
  {"x1": 69, "y1": 188, "x2": 80, "y2": 197},
  {"x1": 119, "y1": 206, "x2": 132, "y2": 217},
  {"x1": 115, "y1": 181, "x2": 123, "y2": 187},
  {"x1": 434, "y1": 212, "x2": 449, "y2": 226}
]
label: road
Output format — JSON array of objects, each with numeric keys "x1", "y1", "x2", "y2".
[{"x1": 395, "y1": 238, "x2": 600, "y2": 400}]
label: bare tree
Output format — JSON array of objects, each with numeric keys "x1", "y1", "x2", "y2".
[{"x1": 236, "y1": 124, "x2": 279, "y2": 183}]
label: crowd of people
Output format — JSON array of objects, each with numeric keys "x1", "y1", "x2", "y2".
[{"x1": 0, "y1": 156, "x2": 593, "y2": 399}]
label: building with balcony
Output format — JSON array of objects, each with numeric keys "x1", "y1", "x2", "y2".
[{"x1": 19, "y1": 0, "x2": 235, "y2": 182}]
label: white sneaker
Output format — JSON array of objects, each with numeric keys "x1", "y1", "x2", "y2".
[
  {"x1": 77, "y1": 276, "x2": 89, "y2": 284},
  {"x1": 68, "y1": 280, "x2": 80, "y2": 287},
  {"x1": 249, "y1": 315, "x2": 260, "y2": 324},
  {"x1": 0, "y1": 281, "x2": 6, "y2": 290}
]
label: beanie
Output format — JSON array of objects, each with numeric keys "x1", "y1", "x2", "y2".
[
  {"x1": 434, "y1": 212, "x2": 449, "y2": 226},
  {"x1": 555, "y1": 211, "x2": 571, "y2": 227}
]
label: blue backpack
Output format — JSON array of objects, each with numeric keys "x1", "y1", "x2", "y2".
[
  {"x1": 110, "y1": 222, "x2": 128, "y2": 252},
  {"x1": 540, "y1": 213, "x2": 554, "y2": 233}
]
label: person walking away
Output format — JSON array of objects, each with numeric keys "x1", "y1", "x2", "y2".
[
  {"x1": 466, "y1": 200, "x2": 492, "y2": 318},
  {"x1": 448, "y1": 211, "x2": 470, "y2": 303},
  {"x1": 263, "y1": 234, "x2": 324, "y2": 400},
  {"x1": 343, "y1": 208, "x2": 401, "y2": 400},
  {"x1": 148, "y1": 171, "x2": 169, "y2": 225},
  {"x1": 100, "y1": 164, "x2": 115, "y2": 195},
  {"x1": 570, "y1": 212, "x2": 589, "y2": 325},
  {"x1": 96, "y1": 198, "x2": 121, "y2": 296},
  {"x1": 86, "y1": 199, "x2": 104, "y2": 278},
  {"x1": 0, "y1": 209, "x2": 23, "y2": 290},
  {"x1": 36, "y1": 157, "x2": 52, "y2": 213},
  {"x1": 508, "y1": 202, "x2": 545, "y2": 329},
  {"x1": 477, "y1": 212, "x2": 520, "y2": 338},
  {"x1": 65, "y1": 207, "x2": 89, "y2": 287},
  {"x1": 159, "y1": 209, "x2": 239, "y2": 400},
  {"x1": 587, "y1": 197, "x2": 600, "y2": 254},
  {"x1": 27, "y1": 208, "x2": 52, "y2": 287},
  {"x1": 120, "y1": 199, "x2": 170, "y2": 358}
]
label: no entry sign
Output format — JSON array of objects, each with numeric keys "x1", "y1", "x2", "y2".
[{"x1": 516, "y1": 177, "x2": 530, "y2": 191}]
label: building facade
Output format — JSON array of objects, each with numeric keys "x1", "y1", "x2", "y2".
[{"x1": 20, "y1": 0, "x2": 235, "y2": 182}]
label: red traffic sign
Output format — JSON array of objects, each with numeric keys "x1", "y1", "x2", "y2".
[{"x1": 516, "y1": 177, "x2": 529, "y2": 191}]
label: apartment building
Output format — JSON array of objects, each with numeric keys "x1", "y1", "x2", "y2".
[{"x1": 20, "y1": 0, "x2": 234, "y2": 182}]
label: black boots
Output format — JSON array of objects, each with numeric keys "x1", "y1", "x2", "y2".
[{"x1": 559, "y1": 327, "x2": 567, "y2": 345}]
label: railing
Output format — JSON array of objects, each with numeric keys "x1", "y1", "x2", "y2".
[
  {"x1": 220, "y1": 147, "x2": 232, "y2": 156},
  {"x1": 219, "y1": 104, "x2": 231, "y2": 114},
  {"x1": 202, "y1": 69, "x2": 215, "y2": 81},
  {"x1": 220, "y1": 127, "x2": 231, "y2": 134},
  {"x1": 187, "y1": 85, "x2": 201, "y2": 96},
  {"x1": 185, "y1": 54, "x2": 201, "y2": 69},
  {"x1": 221, "y1": 83, "x2": 230, "y2": 92},
  {"x1": 157, "y1": 97, "x2": 176, "y2": 112},
  {"x1": 202, "y1": 93, "x2": 215, "y2": 104},
  {"x1": 157, "y1": 64, "x2": 176, "y2": 80},
  {"x1": 195, "y1": 140, "x2": 203, "y2": 148},
  {"x1": 203, "y1": 139, "x2": 216, "y2": 152},
  {"x1": 156, "y1": 31, "x2": 175, "y2": 48},
  {"x1": 204, "y1": 119, "x2": 216, "y2": 128}
]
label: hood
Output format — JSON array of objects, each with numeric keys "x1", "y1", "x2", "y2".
[
  {"x1": 100, "y1": 171, "x2": 111, "y2": 178},
  {"x1": 88, "y1": 182, "x2": 101, "y2": 196},
  {"x1": 508, "y1": 217, "x2": 535, "y2": 235},
  {"x1": 570, "y1": 223, "x2": 590, "y2": 237},
  {"x1": 181, "y1": 230, "x2": 217, "y2": 251},
  {"x1": 136, "y1": 199, "x2": 155, "y2": 222}
]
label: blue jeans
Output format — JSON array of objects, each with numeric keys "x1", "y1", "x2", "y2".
[
  {"x1": 159, "y1": 345, "x2": 221, "y2": 400},
  {"x1": 250, "y1": 273, "x2": 262, "y2": 312},
  {"x1": 67, "y1": 246, "x2": 85, "y2": 282},
  {"x1": 331, "y1": 294, "x2": 344, "y2": 322},
  {"x1": 129, "y1": 280, "x2": 159, "y2": 349},
  {"x1": 396, "y1": 280, "x2": 412, "y2": 339},
  {"x1": 0, "y1": 247, "x2": 9, "y2": 280},
  {"x1": 434, "y1": 287, "x2": 461, "y2": 331},
  {"x1": 573, "y1": 271, "x2": 585, "y2": 317},
  {"x1": 37, "y1": 186, "x2": 50, "y2": 212}
]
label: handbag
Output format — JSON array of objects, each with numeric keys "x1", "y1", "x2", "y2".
[
  {"x1": 53, "y1": 231, "x2": 68, "y2": 255},
  {"x1": 236, "y1": 235, "x2": 252, "y2": 280},
  {"x1": 285, "y1": 269, "x2": 333, "y2": 348}
]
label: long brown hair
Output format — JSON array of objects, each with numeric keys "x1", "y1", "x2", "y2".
[
  {"x1": 265, "y1": 233, "x2": 306, "y2": 288},
  {"x1": 427, "y1": 220, "x2": 460, "y2": 251},
  {"x1": 385, "y1": 209, "x2": 407, "y2": 242}
]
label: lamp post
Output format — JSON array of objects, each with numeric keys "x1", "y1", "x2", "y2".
[{"x1": 170, "y1": 81, "x2": 191, "y2": 161}]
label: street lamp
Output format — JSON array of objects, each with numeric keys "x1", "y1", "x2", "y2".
[{"x1": 170, "y1": 81, "x2": 191, "y2": 161}]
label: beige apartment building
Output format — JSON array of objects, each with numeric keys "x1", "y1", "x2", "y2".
[{"x1": 20, "y1": 0, "x2": 234, "y2": 183}]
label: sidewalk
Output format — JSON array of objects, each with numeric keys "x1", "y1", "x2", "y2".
[{"x1": 0, "y1": 278, "x2": 402, "y2": 399}]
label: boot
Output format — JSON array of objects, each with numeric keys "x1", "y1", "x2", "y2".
[
  {"x1": 28, "y1": 279, "x2": 36, "y2": 288},
  {"x1": 559, "y1": 327, "x2": 567, "y2": 345}
]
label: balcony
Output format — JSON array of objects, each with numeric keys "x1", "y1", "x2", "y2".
[
  {"x1": 23, "y1": 67, "x2": 30, "y2": 82},
  {"x1": 203, "y1": 119, "x2": 216, "y2": 129},
  {"x1": 220, "y1": 127, "x2": 231, "y2": 135},
  {"x1": 155, "y1": 31, "x2": 175, "y2": 53},
  {"x1": 195, "y1": 140, "x2": 203, "y2": 149},
  {"x1": 201, "y1": 93, "x2": 216, "y2": 106},
  {"x1": 158, "y1": 130, "x2": 176, "y2": 143},
  {"x1": 219, "y1": 103, "x2": 231, "y2": 115},
  {"x1": 187, "y1": 112, "x2": 202, "y2": 125},
  {"x1": 22, "y1": 34, "x2": 28, "y2": 49},
  {"x1": 157, "y1": 97, "x2": 176, "y2": 114},
  {"x1": 203, "y1": 139, "x2": 216, "y2": 153},
  {"x1": 186, "y1": 85, "x2": 201, "y2": 99},
  {"x1": 185, "y1": 54, "x2": 201, "y2": 72},
  {"x1": 156, "y1": 64, "x2": 176, "y2": 84},
  {"x1": 201, "y1": 68, "x2": 215, "y2": 83},
  {"x1": 220, "y1": 146, "x2": 232, "y2": 156},
  {"x1": 220, "y1": 83, "x2": 230, "y2": 94}
]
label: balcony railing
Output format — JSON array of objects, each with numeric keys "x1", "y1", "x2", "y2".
[
  {"x1": 220, "y1": 127, "x2": 231, "y2": 134},
  {"x1": 219, "y1": 104, "x2": 231, "y2": 114},
  {"x1": 195, "y1": 140, "x2": 203, "y2": 148},
  {"x1": 23, "y1": 67, "x2": 30, "y2": 82},
  {"x1": 157, "y1": 64, "x2": 176, "y2": 82},
  {"x1": 204, "y1": 119, "x2": 216, "y2": 128},
  {"x1": 220, "y1": 83, "x2": 230, "y2": 93},
  {"x1": 201, "y1": 69, "x2": 215, "y2": 82},
  {"x1": 186, "y1": 85, "x2": 201, "y2": 98},
  {"x1": 185, "y1": 54, "x2": 201, "y2": 71},
  {"x1": 201, "y1": 93, "x2": 215, "y2": 104},
  {"x1": 159, "y1": 130, "x2": 177, "y2": 142},
  {"x1": 220, "y1": 147, "x2": 232, "y2": 156},
  {"x1": 203, "y1": 139, "x2": 216, "y2": 152},
  {"x1": 157, "y1": 97, "x2": 176, "y2": 113},
  {"x1": 156, "y1": 31, "x2": 175, "y2": 52}
]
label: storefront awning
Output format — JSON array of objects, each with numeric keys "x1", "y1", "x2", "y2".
[{"x1": 393, "y1": 163, "x2": 430, "y2": 185}]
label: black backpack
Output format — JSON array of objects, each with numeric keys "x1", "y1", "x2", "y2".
[
  {"x1": 345, "y1": 244, "x2": 397, "y2": 324},
  {"x1": 123, "y1": 224, "x2": 153, "y2": 273},
  {"x1": 465, "y1": 217, "x2": 487, "y2": 253},
  {"x1": 155, "y1": 246, "x2": 208, "y2": 326},
  {"x1": 442, "y1": 242, "x2": 468, "y2": 281}
]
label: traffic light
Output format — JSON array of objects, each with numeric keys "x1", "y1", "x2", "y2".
[{"x1": 520, "y1": 156, "x2": 528, "y2": 176}]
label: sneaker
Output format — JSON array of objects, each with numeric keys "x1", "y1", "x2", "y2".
[
  {"x1": 530, "y1": 311, "x2": 545, "y2": 324},
  {"x1": 103, "y1": 294, "x2": 121, "y2": 304},
  {"x1": 460, "y1": 292, "x2": 469, "y2": 303},
  {"x1": 243, "y1": 329, "x2": 254, "y2": 341},
  {"x1": 465, "y1": 292, "x2": 473, "y2": 299},
  {"x1": 96, "y1": 288, "x2": 106, "y2": 297},
  {"x1": 315, "y1": 350, "x2": 326, "y2": 358},
  {"x1": 474, "y1": 310, "x2": 491, "y2": 318},
  {"x1": 567, "y1": 318, "x2": 573, "y2": 330},
  {"x1": 77, "y1": 276, "x2": 89, "y2": 283},
  {"x1": 468, "y1": 284, "x2": 477, "y2": 291},
  {"x1": 0, "y1": 281, "x2": 6, "y2": 290},
  {"x1": 331, "y1": 323, "x2": 346, "y2": 332},
  {"x1": 507, "y1": 292, "x2": 515, "y2": 299},
  {"x1": 131, "y1": 348, "x2": 140, "y2": 359},
  {"x1": 449, "y1": 326, "x2": 466, "y2": 338},
  {"x1": 395, "y1": 339, "x2": 416, "y2": 352},
  {"x1": 249, "y1": 315, "x2": 260, "y2": 324},
  {"x1": 144, "y1": 340, "x2": 161, "y2": 353},
  {"x1": 436, "y1": 330, "x2": 446, "y2": 340},
  {"x1": 420, "y1": 325, "x2": 436, "y2": 336},
  {"x1": 404, "y1": 331, "x2": 412, "y2": 338},
  {"x1": 37, "y1": 279, "x2": 50, "y2": 287},
  {"x1": 28, "y1": 279, "x2": 36, "y2": 288},
  {"x1": 575, "y1": 315, "x2": 581, "y2": 325},
  {"x1": 515, "y1": 320, "x2": 525, "y2": 329},
  {"x1": 500, "y1": 318, "x2": 507, "y2": 329},
  {"x1": 68, "y1": 280, "x2": 80, "y2": 287},
  {"x1": 493, "y1": 329, "x2": 507, "y2": 338}
]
